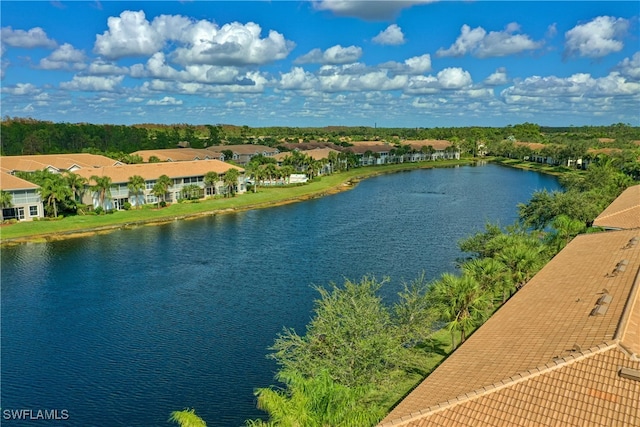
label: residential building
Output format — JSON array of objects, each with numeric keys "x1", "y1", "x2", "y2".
[
  {"x1": 205, "y1": 144, "x2": 278, "y2": 165},
  {"x1": 0, "y1": 153, "x2": 120, "y2": 174},
  {"x1": 0, "y1": 171, "x2": 43, "y2": 221},
  {"x1": 130, "y1": 148, "x2": 224, "y2": 163},
  {"x1": 74, "y1": 159, "x2": 245, "y2": 210}
]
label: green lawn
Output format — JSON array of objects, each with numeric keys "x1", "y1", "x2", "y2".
[{"x1": 1, "y1": 160, "x2": 471, "y2": 243}]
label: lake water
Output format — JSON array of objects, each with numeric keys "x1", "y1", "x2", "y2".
[{"x1": 1, "y1": 164, "x2": 561, "y2": 426}]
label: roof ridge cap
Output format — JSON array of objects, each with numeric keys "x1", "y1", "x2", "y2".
[
  {"x1": 378, "y1": 342, "x2": 619, "y2": 427},
  {"x1": 597, "y1": 204, "x2": 640, "y2": 221}
]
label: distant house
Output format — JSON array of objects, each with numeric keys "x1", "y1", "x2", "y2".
[
  {"x1": 205, "y1": 144, "x2": 278, "y2": 165},
  {"x1": 0, "y1": 171, "x2": 43, "y2": 221},
  {"x1": 272, "y1": 148, "x2": 339, "y2": 176},
  {"x1": 74, "y1": 159, "x2": 245, "y2": 210}
]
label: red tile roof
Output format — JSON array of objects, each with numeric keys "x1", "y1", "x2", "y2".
[
  {"x1": 0, "y1": 171, "x2": 40, "y2": 191},
  {"x1": 593, "y1": 185, "x2": 640, "y2": 230}
]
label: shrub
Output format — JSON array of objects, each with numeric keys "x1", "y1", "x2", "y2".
[
  {"x1": 159, "y1": 201, "x2": 167, "y2": 208},
  {"x1": 123, "y1": 202, "x2": 132, "y2": 210},
  {"x1": 94, "y1": 206, "x2": 104, "y2": 215}
]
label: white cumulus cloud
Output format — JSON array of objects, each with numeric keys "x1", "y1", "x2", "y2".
[
  {"x1": 616, "y1": 52, "x2": 640, "y2": 81},
  {"x1": 296, "y1": 45, "x2": 362, "y2": 65},
  {"x1": 484, "y1": 68, "x2": 508, "y2": 86},
  {"x1": 437, "y1": 67, "x2": 472, "y2": 89},
  {"x1": 60, "y1": 75, "x2": 124, "y2": 91},
  {"x1": 0, "y1": 26, "x2": 57, "y2": 49},
  {"x1": 1, "y1": 83, "x2": 40, "y2": 95},
  {"x1": 94, "y1": 10, "x2": 164, "y2": 59},
  {"x1": 39, "y1": 43, "x2": 87, "y2": 70},
  {"x1": 437, "y1": 23, "x2": 542, "y2": 58},
  {"x1": 147, "y1": 96, "x2": 183, "y2": 106},
  {"x1": 373, "y1": 24, "x2": 405, "y2": 45},
  {"x1": 564, "y1": 16, "x2": 629, "y2": 59}
]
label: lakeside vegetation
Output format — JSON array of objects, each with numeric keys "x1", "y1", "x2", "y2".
[{"x1": 241, "y1": 159, "x2": 633, "y2": 427}]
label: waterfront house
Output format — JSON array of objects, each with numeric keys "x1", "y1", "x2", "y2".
[
  {"x1": 379, "y1": 187, "x2": 640, "y2": 426},
  {"x1": 74, "y1": 159, "x2": 245, "y2": 210},
  {"x1": 0, "y1": 171, "x2": 44, "y2": 221}
]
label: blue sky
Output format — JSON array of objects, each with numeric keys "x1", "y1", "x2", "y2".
[{"x1": 1, "y1": 1, "x2": 638, "y2": 127}]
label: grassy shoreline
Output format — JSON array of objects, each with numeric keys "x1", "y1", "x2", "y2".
[{"x1": 1, "y1": 159, "x2": 474, "y2": 245}]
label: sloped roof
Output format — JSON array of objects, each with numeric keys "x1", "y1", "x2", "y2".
[
  {"x1": 205, "y1": 144, "x2": 278, "y2": 155},
  {"x1": 514, "y1": 141, "x2": 547, "y2": 151},
  {"x1": 403, "y1": 140, "x2": 455, "y2": 151},
  {"x1": 73, "y1": 159, "x2": 243, "y2": 184},
  {"x1": 272, "y1": 148, "x2": 339, "y2": 162},
  {"x1": 130, "y1": 148, "x2": 222, "y2": 162},
  {"x1": 380, "y1": 228, "x2": 640, "y2": 426},
  {"x1": 0, "y1": 171, "x2": 40, "y2": 191},
  {"x1": 0, "y1": 153, "x2": 119, "y2": 172},
  {"x1": 593, "y1": 185, "x2": 640, "y2": 230}
]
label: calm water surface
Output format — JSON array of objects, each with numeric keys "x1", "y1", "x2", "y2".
[{"x1": 1, "y1": 164, "x2": 561, "y2": 426}]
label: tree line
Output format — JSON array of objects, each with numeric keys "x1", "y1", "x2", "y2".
[{"x1": 2, "y1": 118, "x2": 638, "y2": 157}]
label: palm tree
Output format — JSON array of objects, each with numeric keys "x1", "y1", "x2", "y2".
[
  {"x1": 127, "y1": 175, "x2": 145, "y2": 209},
  {"x1": 204, "y1": 171, "x2": 219, "y2": 197},
  {"x1": 168, "y1": 409, "x2": 206, "y2": 427},
  {"x1": 280, "y1": 165, "x2": 295, "y2": 184},
  {"x1": 90, "y1": 175, "x2": 113, "y2": 210},
  {"x1": 223, "y1": 168, "x2": 240, "y2": 197},
  {"x1": 155, "y1": 174, "x2": 173, "y2": 204},
  {"x1": 263, "y1": 163, "x2": 277, "y2": 185},
  {"x1": 64, "y1": 171, "x2": 87, "y2": 202},
  {"x1": 462, "y1": 258, "x2": 513, "y2": 303},
  {"x1": 429, "y1": 273, "x2": 491, "y2": 349},
  {"x1": 40, "y1": 177, "x2": 72, "y2": 217},
  {"x1": 496, "y1": 243, "x2": 545, "y2": 290}
]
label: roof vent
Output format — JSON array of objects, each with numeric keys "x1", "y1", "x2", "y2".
[
  {"x1": 590, "y1": 293, "x2": 612, "y2": 316},
  {"x1": 618, "y1": 367, "x2": 640, "y2": 381},
  {"x1": 623, "y1": 237, "x2": 639, "y2": 249},
  {"x1": 607, "y1": 259, "x2": 629, "y2": 277}
]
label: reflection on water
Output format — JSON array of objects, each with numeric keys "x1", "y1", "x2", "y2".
[{"x1": 1, "y1": 164, "x2": 561, "y2": 426}]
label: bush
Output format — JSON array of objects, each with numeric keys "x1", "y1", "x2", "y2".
[
  {"x1": 123, "y1": 202, "x2": 132, "y2": 210},
  {"x1": 94, "y1": 206, "x2": 104, "y2": 215},
  {"x1": 159, "y1": 201, "x2": 167, "y2": 208}
]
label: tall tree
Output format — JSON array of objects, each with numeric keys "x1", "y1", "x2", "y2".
[
  {"x1": 204, "y1": 171, "x2": 219, "y2": 197},
  {"x1": 90, "y1": 175, "x2": 113, "y2": 210},
  {"x1": 39, "y1": 176, "x2": 72, "y2": 217},
  {"x1": 64, "y1": 171, "x2": 88, "y2": 203},
  {"x1": 428, "y1": 273, "x2": 491, "y2": 349},
  {"x1": 223, "y1": 168, "x2": 240, "y2": 197},
  {"x1": 156, "y1": 174, "x2": 173, "y2": 204},
  {"x1": 127, "y1": 175, "x2": 146, "y2": 208},
  {"x1": 0, "y1": 190, "x2": 13, "y2": 221}
]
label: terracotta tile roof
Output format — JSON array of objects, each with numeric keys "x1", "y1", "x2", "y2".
[
  {"x1": 514, "y1": 141, "x2": 547, "y2": 151},
  {"x1": 280, "y1": 142, "x2": 346, "y2": 152},
  {"x1": 380, "y1": 228, "x2": 640, "y2": 426},
  {"x1": 73, "y1": 159, "x2": 243, "y2": 184},
  {"x1": 403, "y1": 140, "x2": 454, "y2": 151},
  {"x1": 205, "y1": 144, "x2": 277, "y2": 155},
  {"x1": 593, "y1": 185, "x2": 640, "y2": 230},
  {"x1": 130, "y1": 148, "x2": 222, "y2": 162},
  {"x1": 0, "y1": 154, "x2": 119, "y2": 172},
  {"x1": 272, "y1": 148, "x2": 339, "y2": 162},
  {"x1": 0, "y1": 171, "x2": 40, "y2": 191},
  {"x1": 346, "y1": 144, "x2": 393, "y2": 154}
]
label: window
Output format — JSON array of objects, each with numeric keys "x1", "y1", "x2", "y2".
[
  {"x1": 29, "y1": 205, "x2": 38, "y2": 217},
  {"x1": 146, "y1": 180, "x2": 156, "y2": 190},
  {"x1": 16, "y1": 207, "x2": 25, "y2": 220}
]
